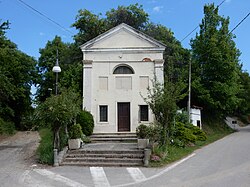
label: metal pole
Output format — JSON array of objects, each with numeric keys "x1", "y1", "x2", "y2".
[
  {"x1": 55, "y1": 49, "x2": 59, "y2": 95},
  {"x1": 55, "y1": 72, "x2": 58, "y2": 95},
  {"x1": 187, "y1": 58, "x2": 191, "y2": 123}
]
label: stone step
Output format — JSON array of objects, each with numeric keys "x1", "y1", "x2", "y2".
[
  {"x1": 63, "y1": 157, "x2": 143, "y2": 163},
  {"x1": 91, "y1": 133, "x2": 136, "y2": 136},
  {"x1": 90, "y1": 133, "x2": 137, "y2": 142},
  {"x1": 66, "y1": 153, "x2": 143, "y2": 159},
  {"x1": 61, "y1": 142, "x2": 145, "y2": 167},
  {"x1": 68, "y1": 149, "x2": 142, "y2": 155},
  {"x1": 90, "y1": 137, "x2": 137, "y2": 142},
  {"x1": 61, "y1": 161, "x2": 143, "y2": 167}
]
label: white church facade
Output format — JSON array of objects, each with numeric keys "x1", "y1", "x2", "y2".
[{"x1": 80, "y1": 23, "x2": 165, "y2": 133}]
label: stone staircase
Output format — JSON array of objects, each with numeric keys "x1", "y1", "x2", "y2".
[
  {"x1": 61, "y1": 146, "x2": 143, "y2": 167},
  {"x1": 61, "y1": 133, "x2": 145, "y2": 167},
  {"x1": 90, "y1": 133, "x2": 137, "y2": 142}
]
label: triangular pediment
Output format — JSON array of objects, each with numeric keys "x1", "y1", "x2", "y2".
[{"x1": 80, "y1": 23, "x2": 166, "y2": 51}]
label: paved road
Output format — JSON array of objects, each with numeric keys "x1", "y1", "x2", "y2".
[
  {"x1": 1, "y1": 126, "x2": 250, "y2": 187},
  {"x1": 137, "y1": 126, "x2": 250, "y2": 187}
]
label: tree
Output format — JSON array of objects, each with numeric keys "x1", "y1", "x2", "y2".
[
  {"x1": 143, "y1": 23, "x2": 190, "y2": 108},
  {"x1": 72, "y1": 10, "x2": 108, "y2": 46},
  {"x1": 36, "y1": 36, "x2": 82, "y2": 102},
  {"x1": 106, "y1": 3, "x2": 149, "y2": 30},
  {"x1": 236, "y1": 71, "x2": 250, "y2": 116},
  {"x1": 190, "y1": 4, "x2": 241, "y2": 117},
  {"x1": 143, "y1": 78, "x2": 185, "y2": 145},
  {"x1": 72, "y1": 4, "x2": 149, "y2": 47},
  {"x1": 0, "y1": 20, "x2": 38, "y2": 129},
  {"x1": 35, "y1": 89, "x2": 81, "y2": 150}
]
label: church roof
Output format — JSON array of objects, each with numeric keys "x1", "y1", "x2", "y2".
[{"x1": 80, "y1": 23, "x2": 166, "y2": 52}]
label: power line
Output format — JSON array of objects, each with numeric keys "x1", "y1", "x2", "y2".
[
  {"x1": 229, "y1": 12, "x2": 250, "y2": 34},
  {"x1": 181, "y1": 0, "x2": 226, "y2": 42},
  {"x1": 16, "y1": 0, "x2": 74, "y2": 35}
]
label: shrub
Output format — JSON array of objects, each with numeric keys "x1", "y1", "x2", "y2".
[
  {"x1": 76, "y1": 110, "x2": 94, "y2": 136},
  {"x1": 172, "y1": 122, "x2": 207, "y2": 146},
  {"x1": 69, "y1": 124, "x2": 83, "y2": 139},
  {"x1": 82, "y1": 134, "x2": 91, "y2": 143},
  {"x1": 186, "y1": 123, "x2": 207, "y2": 141},
  {"x1": 0, "y1": 118, "x2": 15, "y2": 135},
  {"x1": 147, "y1": 124, "x2": 162, "y2": 143},
  {"x1": 37, "y1": 128, "x2": 53, "y2": 165},
  {"x1": 136, "y1": 124, "x2": 149, "y2": 139},
  {"x1": 37, "y1": 128, "x2": 68, "y2": 165},
  {"x1": 175, "y1": 111, "x2": 189, "y2": 124},
  {"x1": 151, "y1": 144, "x2": 168, "y2": 160}
]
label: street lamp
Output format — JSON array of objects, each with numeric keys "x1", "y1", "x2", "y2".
[
  {"x1": 52, "y1": 49, "x2": 61, "y2": 167},
  {"x1": 52, "y1": 49, "x2": 61, "y2": 95}
]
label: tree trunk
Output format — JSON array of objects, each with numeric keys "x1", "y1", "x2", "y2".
[
  {"x1": 53, "y1": 127, "x2": 61, "y2": 150},
  {"x1": 65, "y1": 125, "x2": 69, "y2": 139}
]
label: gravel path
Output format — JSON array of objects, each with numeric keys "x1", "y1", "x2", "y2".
[{"x1": 0, "y1": 131, "x2": 41, "y2": 187}]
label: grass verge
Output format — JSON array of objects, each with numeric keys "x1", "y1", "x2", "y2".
[
  {"x1": 36, "y1": 128, "x2": 69, "y2": 165},
  {"x1": 36, "y1": 128, "x2": 54, "y2": 165},
  {"x1": 150, "y1": 120, "x2": 234, "y2": 167}
]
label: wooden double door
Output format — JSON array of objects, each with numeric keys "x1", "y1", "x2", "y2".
[{"x1": 117, "y1": 102, "x2": 130, "y2": 132}]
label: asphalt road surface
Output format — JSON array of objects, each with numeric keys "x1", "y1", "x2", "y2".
[{"x1": 0, "y1": 126, "x2": 250, "y2": 187}]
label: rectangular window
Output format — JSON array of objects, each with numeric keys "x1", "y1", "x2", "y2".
[
  {"x1": 99, "y1": 77, "x2": 108, "y2": 90},
  {"x1": 140, "y1": 105, "x2": 149, "y2": 121},
  {"x1": 116, "y1": 77, "x2": 132, "y2": 90},
  {"x1": 100, "y1": 105, "x2": 108, "y2": 122}
]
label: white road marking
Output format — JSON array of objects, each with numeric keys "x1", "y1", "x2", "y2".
[
  {"x1": 114, "y1": 153, "x2": 196, "y2": 187},
  {"x1": 34, "y1": 169, "x2": 86, "y2": 187},
  {"x1": 90, "y1": 167, "x2": 110, "y2": 187},
  {"x1": 126, "y1": 167, "x2": 146, "y2": 182}
]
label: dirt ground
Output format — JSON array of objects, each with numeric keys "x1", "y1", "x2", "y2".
[{"x1": 0, "y1": 131, "x2": 40, "y2": 166}]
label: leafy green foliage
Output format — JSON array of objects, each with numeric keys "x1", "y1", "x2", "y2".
[
  {"x1": 146, "y1": 124, "x2": 162, "y2": 143},
  {"x1": 175, "y1": 111, "x2": 189, "y2": 124},
  {"x1": 35, "y1": 88, "x2": 81, "y2": 149},
  {"x1": 37, "y1": 128, "x2": 68, "y2": 165},
  {"x1": 106, "y1": 4, "x2": 149, "y2": 30},
  {"x1": 236, "y1": 71, "x2": 250, "y2": 116},
  {"x1": 37, "y1": 36, "x2": 82, "y2": 102},
  {"x1": 37, "y1": 128, "x2": 54, "y2": 165},
  {"x1": 69, "y1": 124, "x2": 83, "y2": 139},
  {"x1": 136, "y1": 124, "x2": 149, "y2": 139},
  {"x1": 190, "y1": 3, "x2": 242, "y2": 117},
  {"x1": 0, "y1": 20, "x2": 38, "y2": 129},
  {"x1": 76, "y1": 110, "x2": 94, "y2": 136},
  {"x1": 0, "y1": 117, "x2": 15, "y2": 135},
  {"x1": 35, "y1": 89, "x2": 80, "y2": 130},
  {"x1": 171, "y1": 122, "x2": 207, "y2": 147},
  {"x1": 144, "y1": 23, "x2": 190, "y2": 90},
  {"x1": 143, "y1": 78, "x2": 186, "y2": 145},
  {"x1": 72, "y1": 4, "x2": 149, "y2": 46},
  {"x1": 72, "y1": 10, "x2": 108, "y2": 46},
  {"x1": 136, "y1": 124, "x2": 161, "y2": 143}
]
